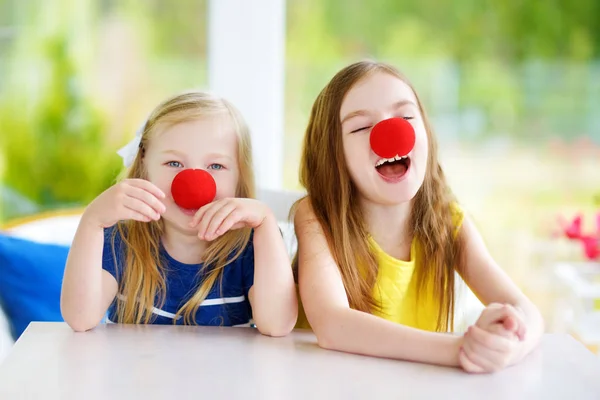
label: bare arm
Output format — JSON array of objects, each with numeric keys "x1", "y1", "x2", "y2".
[
  {"x1": 61, "y1": 179, "x2": 166, "y2": 332},
  {"x1": 249, "y1": 211, "x2": 298, "y2": 337},
  {"x1": 192, "y1": 198, "x2": 297, "y2": 337},
  {"x1": 60, "y1": 214, "x2": 118, "y2": 332},
  {"x1": 295, "y1": 199, "x2": 462, "y2": 366},
  {"x1": 458, "y1": 216, "x2": 544, "y2": 363}
]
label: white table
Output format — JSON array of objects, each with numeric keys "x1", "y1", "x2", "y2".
[{"x1": 0, "y1": 323, "x2": 599, "y2": 399}]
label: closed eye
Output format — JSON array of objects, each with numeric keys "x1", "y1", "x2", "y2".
[
  {"x1": 166, "y1": 161, "x2": 183, "y2": 168},
  {"x1": 350, "y1": 117, "x2": 413, "y2": 133},
  {"x1": 208, "y1": 163, "x2": 224, "y2": 170},
  {"x1": 350, "y1": 126, "x2": 371, "y2": 134}
]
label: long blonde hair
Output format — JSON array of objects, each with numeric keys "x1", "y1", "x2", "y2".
[
  {"x1": 296, "y1": 61, "x2": 464, "y2": 332},
  {"x1": 110, "y1": 91, "x2": 255, "y2": 325}
]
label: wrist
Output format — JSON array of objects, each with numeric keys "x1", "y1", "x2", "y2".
[
  {"x1": 448, "y1": 335, "x2": 464, "y2": 367},
  {"x1": 255, "y1": 207, "x2": 277, "y2": 230},
  {"x1": 80, "y1": 209, "x2": 106, "y2": 232},
  {"x1": 428, "y1": 333, "x2": 464, "y2": 367}
]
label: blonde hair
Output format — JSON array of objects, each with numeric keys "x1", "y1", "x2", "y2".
[
  {"x1": 296, "y1": 61, "x2": 464, "y2": 332},
  {"x1": 110, "y1": 91, "x2": 255, "y2": 325}
]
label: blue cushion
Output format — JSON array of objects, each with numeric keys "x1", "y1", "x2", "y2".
[{"x1": 0, "y1": 234, "x2": 67, "y2": 339}]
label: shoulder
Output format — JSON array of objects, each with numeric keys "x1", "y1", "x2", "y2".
[
  {"x1": 293, "y1": 197, "x2": 323, "y2": 237},
  {"x1": 293, "y1": 197, "x2": 313, "y2": 222}
]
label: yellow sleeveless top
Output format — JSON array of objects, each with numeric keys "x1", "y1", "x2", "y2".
[{"x1": 295, "y1": 205, "x2": 464, "y2": 331}]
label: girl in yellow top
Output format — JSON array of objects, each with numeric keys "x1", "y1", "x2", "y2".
[{"x1": 294, "y1": 61, "x2": 544, "y2": 373}]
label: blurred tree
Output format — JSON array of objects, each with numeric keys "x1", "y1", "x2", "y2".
[
  {"x1": 0, "y1": 0, "x2": 121, "y2": 213},
  {"x1": 286, "y1": 0, "x2": 600, "y2": 141},
  {"x1": 305, "y1": 0, "x2": 600, "y2": 62}
]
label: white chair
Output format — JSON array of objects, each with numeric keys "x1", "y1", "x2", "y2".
[{"x1": 257, "y1": 188, "x2": 304, "y2": 256}]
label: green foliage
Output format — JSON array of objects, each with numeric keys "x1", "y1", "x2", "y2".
[
  {"x1": 293, "y1": 0, "x2": 600, "y2": 62},
  {"x1": 0, "y1": 0, "x2": 121, "y2": 211},
  {"x1": 0, "y1": 0, "x2": 598, "y2": 221},
  {"x1": 285, "y1": 0, "x2": 600, "y2": 142}
]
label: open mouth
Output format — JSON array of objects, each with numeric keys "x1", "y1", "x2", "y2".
[{"x1": 375, "y1": 154, "x2": 411, "y2": 181}]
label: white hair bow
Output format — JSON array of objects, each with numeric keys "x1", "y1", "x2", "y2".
[{"x1": 117, "y1": 121, "x2": 147, "y2": 168}]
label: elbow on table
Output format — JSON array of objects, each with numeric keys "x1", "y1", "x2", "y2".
[
  {"x1": 63, "y1": 317, "x2": 97, "y2": 333},
  {"x1": 61, "y1": 306, "x2": 101, "y2": 333},
  {"x1": 255, "y1": 317, "x2": 296, "y2": 337},
  {"x1": 311, "y1": 320, "x2": 342, "y2": 351}
]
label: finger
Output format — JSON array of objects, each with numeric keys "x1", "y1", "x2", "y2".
[
  {"x1": 459, "y1": 348, "x2": 486, "y2": 374},
  {"x1": 469, "y1": 325, "x2": 513, "y2": 353},
  {"x1": 463, "y1": 327, "x2": 511, "y2": 372},
  {"x1": 190, "y1": 200, "x2": 220, "y2": 228},
  {"x1": 126, "y1": 209, "x2": 152, "y2": 223},
  {"x1": 127, "y1": 179, "x2": 166, "y2": 199},
  {"x1": 126, "y1": 186, "x2": 166, "y2": 215},
  {"x1": 503, "y1": 315, "x2": 517, "y2": 332},
  {"x1": 464, "y1": 334, "x2": 506, "y2": 368},
  {"x1": 509, "y1": 306, "x2": 528, "y2": 340},
  {"x1": 499, "y1": 305, "x2": 527, "y2": 340},
  {"x1": 204, "y1": 203, "x2": 238, "y2": 240},
  {"x1": 515, "y1": 321, "x2": 526, "y2": 341},
  {"x1": 476, "y1": 305, "x2": 514, "y2": 330},
  {"x1": 212, "y1": 208, "x2": 247, "y2": 237},
  {"x1": 462, "y1": 340, "x2": 500, "y2": 373},
  {"x1": 488, "y1": 322, "x2": 517, "y2": 340},
  {"x1": 190, "y1": 205, "x2": 208, "y2": 228},
  {"x1": 123, "y1": 197, "x2": 161, "y2": 221},
  {"x1": 196, "y1": 201, "x2": 228, "y2": 240}
]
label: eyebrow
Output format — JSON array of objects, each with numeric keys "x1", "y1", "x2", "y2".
[
  {"x1": 341, "y1": 100, "x2": 418, "y2": 125},
  {"x1": 161, "y1": 150, "x2": 187, "y2": 158},
  {"x1": 161, "y1": 150, "x2": 232, "y2": 161}
]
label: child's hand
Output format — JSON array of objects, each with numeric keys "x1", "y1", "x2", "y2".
[
  {"x1": 459, "y1": 303, "x2": 526, "y2": 374},
  {"x1": 84, "y1": 179, "x2": 166, "y2": 228},
  {"x1": 476, "y1": 303, "x2": 525, "y2": 340},
  {"x1": 190, "y1": 198, "x2": 270, "y2": 241}
]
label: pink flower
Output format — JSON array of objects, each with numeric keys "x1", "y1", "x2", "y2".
[
  {"x1": 558, "y1": 213, "x2": 600, "y2": 261},
  {"x1": 580, "y1": 235, "x2": 600, "y2": 260},
  {"x1": 562, "y1": 214, "x2": 583, "y2": 239}
]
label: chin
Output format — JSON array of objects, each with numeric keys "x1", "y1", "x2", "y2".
[
  {"x1": 161, "y1": 214, "x2": 192, "y2": 234},
  {"x1": 372, "y1": 183, "x2": 422, "y2": 205}
]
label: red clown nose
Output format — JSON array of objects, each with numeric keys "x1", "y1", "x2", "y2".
[
  {"x1": 171, "y1": 169, "x2": 217, "y2": 210},
  {"x1": 369, "y1": 118, "x2": 415, "y2": 159}
]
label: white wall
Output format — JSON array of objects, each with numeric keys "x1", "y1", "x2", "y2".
[{"x1": 208, "y1": 0, "x2": 286, "y2": 190}]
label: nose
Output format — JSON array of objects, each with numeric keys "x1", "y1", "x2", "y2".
[
  {"x1": 171, "y1": 169, "x2": 217, "y2": 210},
  {"x1": 369, "y1": 118, "x2": 415, "y2": 159}
]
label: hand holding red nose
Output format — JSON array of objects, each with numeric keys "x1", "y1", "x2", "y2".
[
  {"x1": 171, "y1": 169, "x2": 217, "y2": 210},
  {"x1": 369, "y1": 118, "x2": 415, "y2": 159}
]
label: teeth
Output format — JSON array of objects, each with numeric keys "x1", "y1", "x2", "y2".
[
  {"x1": 376, "y1": 155, "x2": 407, "y2": 167},
  {"x1": 376, "y1": 158, "x2": 390, "y2": 167}
]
